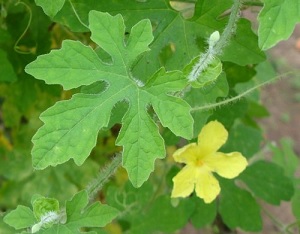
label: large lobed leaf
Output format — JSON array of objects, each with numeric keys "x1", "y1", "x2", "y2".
[{"x1": 25, "y1": 11, "x2": 193, "y2": 187}]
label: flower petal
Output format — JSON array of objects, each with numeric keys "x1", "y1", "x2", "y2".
[
  {"x1": 197, "y1": 120, "x2": 228, "y2": 155},
  {"x1": 173, "y1": 143, "x2": 199, "y2": 164},
  {"x1": 204, "y1": 152, "x2": 248, "y2": 179},
  {"x1": 195, "y1": 170, "x2": 220, "y2": 203},
  {"x1": 171, "y1": 165, "x2": 197, "y2": 198}
]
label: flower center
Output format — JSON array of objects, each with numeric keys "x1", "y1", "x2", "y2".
[{"x1": 195, "y1": 159, "x2": 204, "y2": 167}]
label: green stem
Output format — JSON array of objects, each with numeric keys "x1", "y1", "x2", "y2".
[
  {"x1": 213, "y1": 0, "x2": 242, "y2": 55},
  {"x1": 14, "y1": 1, "x2": 33, "y2": 54},
  {"x1": 68, "y1": 0, "x2": 89, "y2": 29},
  {"x1": 176, "y1": 0, "x2": 243, "y2": 98},
  {"x1": 190, "y1": 71, "x2": 296, "y2": 112},
  {"x1": 285, "y1": 220, "x2": 300, "y2": 233},
  {"x1": 87, "y1": 154, "x2": 122, "y2": 203},
  {"x1": 262, "y1": 207, "x2": 294, "y2": 234},
  {"x1": 187, "y1": 0, "x2": 242, "y2": 82}
]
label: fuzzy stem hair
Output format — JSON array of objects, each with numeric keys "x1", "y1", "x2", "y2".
[
  {"x1": 188, "y1": 0, "x2": 242, "y2": 82},
  {"x1": 87, "y1": 153, "x2": 122, "y2": 202},
  {"x1": 190, "y1": 71, "x2": 297, "y2": 112}
]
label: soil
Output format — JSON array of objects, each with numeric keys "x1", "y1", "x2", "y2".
[{"x1": 261, "y1": 25, "x2": 300, "y2": 156}]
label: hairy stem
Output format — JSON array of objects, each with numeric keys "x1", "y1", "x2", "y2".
[
  {"x1": 188, "y1": 0, "x2": 242, "y2": 82},
  {"x1": 213, "y1": 0, "x2": 242, "y2": 54},
  {"x1": 191, "y1": 80, "x2": 268, "y2": 112},
  {"x1": 87, "y1": 154, "x2": 122, "y2": 202},
  {"x1": 190, "y1": 71, "x2": 296, "y2": 112}
]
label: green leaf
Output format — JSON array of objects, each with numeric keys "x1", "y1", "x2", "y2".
[
  {"x1": 189, "y1": 57, "x2": 223, "y2": 88},
  {"x1": 52, "y1": 0, "x2": 263, "y2": 78},
  {"x1": 219, "y1": 179, "x2": 262, "y2": 232},
  {"x1": 190, "y1": 196, "x2": 217, "y2": 229},
  {"x1": 25, "y1": 11, "x2": 193, "y2": 187},
  {"x1": 66, "y1": 190, "x2": 118, "y2": 228},
  {"x1": 106, "y1": 181, "x2": 153, "y2": 212},
  {"x1": 0, "y1": 75, "x2": 40, "y2": 128},
  {"x1": 0, "y1": 218, "x2": 16, "y2": 234},
  {"x1": 40, "y1": 190, "x2": 119, "y2": 233},
  {"x1": 106, "y1": 181, "x2": 193, "y2": 233},
  {"x1": 3, "y1": 205, "x2": 36, "y2": 230},
  {"x1": 35, "y1": 0, "x2": 65, "y2": 18},
  {"x1": 258, "y1": 0, "x2": 300, "y2": 50},
  {"x1": 193, "y1": 3, "x2": 265, "y2": 66},
  {"x1": 127, "y1": 196, "x2": 194, "y2": 234},
  {"x1": 185, "y1": 72, "x2": 229, "y2": 137},
  {"x1": 25, "y1": 40, "x2": 115, "y2": 90},
  {"x1": 0, "y1": 49, "x2": 17, "y2": 82},
  {"x1": 221, "y1": 19, "x2": 265, "y2": 65},
  {"x1": 240, "y1": 161, "x2": 294, "y2": 205},
  {"x1": 0, "y1": 150, "x2": 32, "y2": 181},
  {"x1": 222, "y1": 123, "x2": 262, "y2": 158},
  {"x1": 223, "y1": 62, "x2": 256, "y2": 87},
  {"x1": 53, "y1": 0, "x2": 95, "y2": 31},
  {"x1": 21, "y1": 159, "x2": 98, "y2": 205},
  {"x1": 32, "y1": 196, "x2": 60, "y2": 221},
  {"x1": 270, "y1": 138, "x2": 299, "y2": 178},
  {"x1": 291, "y1": 179, "x2": 300, "y2": 220},
  {"x1": 209, "y1": 96, "x2": 248, "y2": 129},
  {"x1": 53, "y1": 0, "x2": 203, "y2": 73}
]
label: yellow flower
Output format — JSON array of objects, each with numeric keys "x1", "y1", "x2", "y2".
[{"x1": 171, "y1": 120, "x2": 248, "y2": 203}]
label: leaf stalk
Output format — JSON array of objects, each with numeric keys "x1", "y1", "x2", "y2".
[{"x1": 87, "y1": 154, "x2": 122, "y2": 202}]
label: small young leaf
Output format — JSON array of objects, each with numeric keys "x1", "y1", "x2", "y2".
[
  {"x1": 258, "y1": 0, "x2": 300, "y2": 50},
  {"x1": 32, "y1": 197, "x2": 60, "y2": 220},
  {"x1": 3, "y1": 205, "x2": 36, "y2": 230},
  {"x1": 38, "y1": 190, "x2": 119, "y2": 233},
  {"x1": 240, "y1": 161, "x2": 295, "y2": 205},
  {"x1": 186, "y1": 57, "x2": 222, "y2": 88}
]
